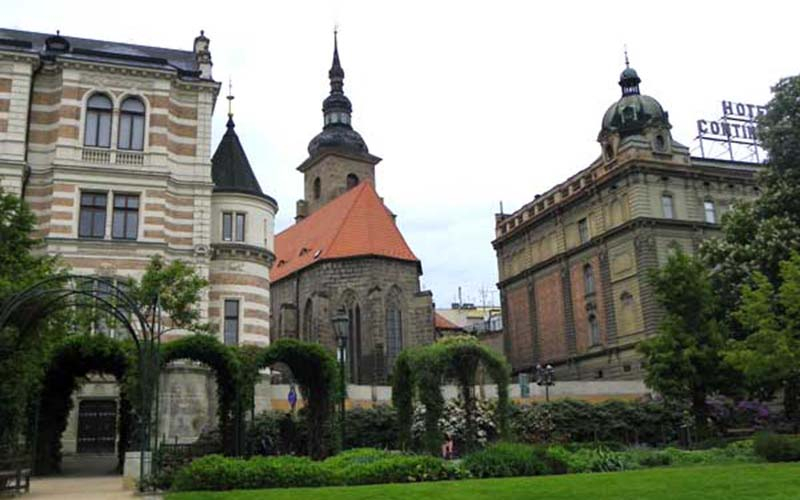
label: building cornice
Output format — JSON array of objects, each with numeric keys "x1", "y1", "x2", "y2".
[
  {"x1": 493, "y1": 157, "x2": 758, "y2": 247},
  {"x1": 496, "y1": 216, "x2": 721, "y2": 289},
  {"x1": 211, "y1": 242, "x2": 275, "y2": 268}
]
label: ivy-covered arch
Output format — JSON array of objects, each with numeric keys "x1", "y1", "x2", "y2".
[
  {"x1": 160, "y1": 334, "x2": 241, "y2": 454},
  {"x1": 34, "y1": 334, "x2": 132, "y2": 474},
  {"x1": 392, "y1": 335, "x2": 511, "y2": 455},
  {"x1": 256, "y1": 338, "x2": 338, "y2": 459}
]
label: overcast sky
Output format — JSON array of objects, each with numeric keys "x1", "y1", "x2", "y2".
[{"x1": 6, "y1": 1, "x2": 798, "y2": 307}]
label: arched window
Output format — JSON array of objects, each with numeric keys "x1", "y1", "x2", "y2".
[
  {"x1": 84, "y1": 94, "x2": 112, "y2": 148},
  {"x1": 386, "y1": 292, "x2": 403, "y2": 373},
  {"x1": 704, "y1": 200, "x2": 716, "y2": 224},
  {"x1": 583, "y1": 264, "x2": 595, "y2": 295},
  {"x1": 313, "y1": 177, "x2": 321, "y2": 200},
  {"x1": 654, "y1": 134, "x2": 667, "y2": 152},
  {"x1": 346, "y1": 173, "x2": 359, "y2": 190},
  {"x1": 588, "y1": 313, "x2": 600, "y2": 346},
  {"x1": 661, "y1": 193, "x2": 674, "y2": 219},
  {"x1": 303, "y1": 298, "x2": 315, "y2": 343},
  {"x1": 118, "y1": 97, "x2": 145, "y2": 151}
]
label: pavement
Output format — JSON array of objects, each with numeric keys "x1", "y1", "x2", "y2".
[{"x1": 26, "y1": 455, "x2": 161, "y2": 500}]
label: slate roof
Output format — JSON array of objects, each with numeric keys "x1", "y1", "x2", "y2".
[
  {"x1": 211, "y1": 117, "x2": 275, "y2": 205},
  {"x1": 271, "y1": 182, "x2": 419, "y2": 282},
  {"x1": 0, "y1": 28, "x2": 202, "y2": 78}
]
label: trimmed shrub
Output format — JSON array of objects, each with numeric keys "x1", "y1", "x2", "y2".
[
  {"x1": 462, "y1": 442, "x2": 566, "y2": 478},
  {"x1": 344, "y1": 406, "x2": 399, "y2": 450},
  {"x1": 337, "y1": 454, "x2": 464, "y2": 485},
  {"x1": 171, "y1": 455, "x2": 333, "y2": 491},
  {"x1": 323, "y1": 448, "x2": 395, "y2": 469},
  {"x1": 753, "y1": 433, "x2": 800, "y2": 462},
  {"x1": 544, "y1": 445, "x2": 632, "y2": 473}
]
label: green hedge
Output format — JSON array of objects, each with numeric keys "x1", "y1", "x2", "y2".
[
  {"x1": 171, "y1": 448, "x2": 463, "y2": 491},
  {"x1": 753, "y1": 433, "x2": 800, "y2": 462}
]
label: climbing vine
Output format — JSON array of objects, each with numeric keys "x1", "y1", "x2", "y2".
[
  {"x1": 392, "y1": 335, "x2": 510, "y2": 455},
  {"x1": 256, "y1": 339, "x2": 338, "y2": 459}
]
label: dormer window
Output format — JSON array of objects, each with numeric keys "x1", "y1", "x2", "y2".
[
  {"x1": 654, "y1": 134, "x2": 667, "y2": 152},
  {"x1": 84, "y1": 94, "x2": 113, "y2": 148},
  {"x1": 346, "y1": 173, "x2": 359, "y2": 190},
  {"x1": 118, "y1": 97, "x2": 145, "y2": 151}
]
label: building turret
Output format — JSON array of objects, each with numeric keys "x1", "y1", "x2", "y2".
[{"x1": 209, "y1": 87, "x2": 277, "y2": 345}]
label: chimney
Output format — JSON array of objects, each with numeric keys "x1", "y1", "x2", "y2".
[
  {"x1": 194, "y1": 30, "x2": 212, "y2": 79},
  {"x1": 295, "y1": 199, "x2": 308, "y2": 222}
]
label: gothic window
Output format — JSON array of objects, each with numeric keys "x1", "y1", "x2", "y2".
[
  {"x1": 588, "y1": 313, "x2": 600, "y2": 346},
  {"x1": 79, "y1": 192, "x2": 107, "y2": 238},
  {"x1": 386, "y1": 290, "x2": 403, "y2": 373},
  {"x1": 346, "y1": 303, "x2": 362, "y2": 383},
  {"x1": 223, "y1": 299, "x2": 239, "y2": 346},
  {"x1": 118, "y1": 97, "x2": 145, "y2": 150},
  {"x1": 578, "y1": 218, "x2": 589, "y2": 244},
  {"x1": 662, "y1": 194, "x2": 674, "y2": 219},
  {"x1": 704, "y1": 200, "x2": 716, "y2": 224},
  {"x1": 583, "y1": 264, "x2": 595, "y2": 295},
  {"x1": 346, "y1": 173, "x2": 359, "y2": 190},
  {"x1": 313, "y1": 177, "x2": 321, "y2": 200},
  {"x1": 112, "y1": 194, "x2": 139, "y2": 240},
  {"x1": 303, "y1": 298, "x2": 316, "y2": 343},
  {"x1": 84, "y1": 93, "x2": 112, "y2": 148}
]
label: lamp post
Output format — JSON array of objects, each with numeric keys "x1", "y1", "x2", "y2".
[
  {"x1": 331, "y1": 308, "x2": 350, "y2": 449},
  {"x1": 536, "y1": 363, "x2": 555, "y2": 402}
]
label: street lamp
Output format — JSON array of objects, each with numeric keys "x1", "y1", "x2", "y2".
[
  {"x1": 331, "y1": 308, "x2": 350, "y2": 448},
  {"x1": 536, "y1": 364, "x2": 555, "y2": 402}
]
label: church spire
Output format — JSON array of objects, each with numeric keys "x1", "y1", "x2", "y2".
[{"x1": 322, "y1": 29, "x2": 352, "y2": 128}]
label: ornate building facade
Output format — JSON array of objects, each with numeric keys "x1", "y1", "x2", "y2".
[
  {"x1": 0, "y1": 28, "x2": 276, "y2": 449},
  {"x1": 270, "y1": 36, "x2": 435, "y2": 384},
  {"x1": 493, "y1": 62, "x2": 760, "y2": 381}
]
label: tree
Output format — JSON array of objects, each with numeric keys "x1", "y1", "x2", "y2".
[
  {"x1": 726, "y1": 252, "x2": 800, "y2": 425},
  {"x1": 702, "y1": 75, "x2": 800, "y2": 327},
  {"x1": 638, "y1": 250, "x2": 732, "y2": 434},
  {"x1": 0, "y1": 189, "x2": 63, "y2": 447}
]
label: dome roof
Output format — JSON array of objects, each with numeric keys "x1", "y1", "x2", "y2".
[
  {"x1": 599, "y1": 65, "x2": 670, "y2": 139},
  {"x1": 308, "y1": 124, "x2": 369, "y2": 156}
]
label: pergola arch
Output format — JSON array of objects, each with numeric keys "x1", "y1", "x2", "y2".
[
  {"x1": 34, "y1": 334, "x2": 132, "y2": 474},
  {"x1": 160, "y1": 334, "x2": 241, "y2": 454},
  {"x1": 392, "y1": 336, "x2": 511, "y2": 455},
  {"x1": 255, "y1": 339, "x2": 338, "y2": 459}
]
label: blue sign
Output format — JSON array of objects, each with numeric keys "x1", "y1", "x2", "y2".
[{"x1": 288, "y1": 385, "x2": 297, "y2": 410}]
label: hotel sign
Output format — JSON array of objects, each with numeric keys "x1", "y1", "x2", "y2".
[{"x1": 696, "y1": 100, "x2": 766, "y2": 143}]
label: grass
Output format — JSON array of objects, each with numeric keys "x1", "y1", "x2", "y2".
[{"x1": 167, "y1": 462, "x2": 800, "y2": 500}]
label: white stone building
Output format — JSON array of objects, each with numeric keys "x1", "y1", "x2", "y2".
[{"x1": 0, "y1": 28, "x2": 276, "y2": 454}]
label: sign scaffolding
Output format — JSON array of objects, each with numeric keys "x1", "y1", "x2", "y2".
[{"x1": 694, "y1": 100, "x2": 766, "y2": 162}]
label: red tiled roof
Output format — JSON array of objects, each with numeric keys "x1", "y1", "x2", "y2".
[
  {"x1": 434, "y1": 312, "x2": 462, "y2": 331},
  {"x1": 271, "y1": 182, "x2": 419, "y2": 283}
]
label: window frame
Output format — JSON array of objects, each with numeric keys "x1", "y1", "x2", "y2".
[
  {"x1": 84, "y1": 93, "x2": 113, "y2": 148},
  {"x1": 583, "y1": 264, "x2": 595, "y2": 295},
  {"x1": 661, "y1": 193, "x2": 675, "y2": 219},
  {"x1": 223, "y1": 299, "x2": 240, "y2": 346},
  {"x1": 578, "y1": 218, "x2": 589, "y2": 244},
  {"x1": 704, "y1": 200, "x2": 716, "y2": 224},
  {"x1": 588, "y1": 313, "x2": 600, "y2": 346},
  {"x1": 222, "y1": 211, "x2": 246, "y2": 242},
  {"x1": 117, "y1": 96, "x2": 146, "y2": 151},
  {"x1": 111, "y1": 193, "x2": 140, "y2": 240},
  {"x1": 78, "y1": 191, "x2": 108, "y2": 239}
]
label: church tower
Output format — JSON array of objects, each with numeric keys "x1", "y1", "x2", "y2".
[{"x1": 295, "y1": 32, "x2": 381, "y2": 220}]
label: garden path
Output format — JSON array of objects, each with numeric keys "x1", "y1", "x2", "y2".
[{"x1": 27, "y1": 455, "x2": 161, "y2": 500}]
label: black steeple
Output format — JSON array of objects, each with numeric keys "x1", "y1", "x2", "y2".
[
  {"x1": 211, "y1": 82, "x2": 271, "y2": 201},
  {"x1": 307, "y1": 30, "x2": 370, "y2": 157}
]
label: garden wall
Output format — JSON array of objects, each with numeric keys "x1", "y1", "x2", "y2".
[{"x1": 257, "y1": 380, "x2": 650, "y2": 412}]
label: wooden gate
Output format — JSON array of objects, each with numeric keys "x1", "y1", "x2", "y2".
[{"x1": 76, "y1": 400, "x2": 117, "y2": 454}]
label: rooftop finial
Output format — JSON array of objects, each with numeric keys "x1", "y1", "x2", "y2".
[
  {"x1": 226, "y1": 77, "x2": 235, "y2": 128},
  {"x1": 624, "y1": 44, "x2": 629, "y2": 68},
  {"x1": 56, "y1": 29, "x2": 60, "y2": 36}
]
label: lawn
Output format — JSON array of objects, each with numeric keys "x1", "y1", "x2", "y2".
[{"x1": 167, "y1": 462, "x2": 800, "y2": 500}]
